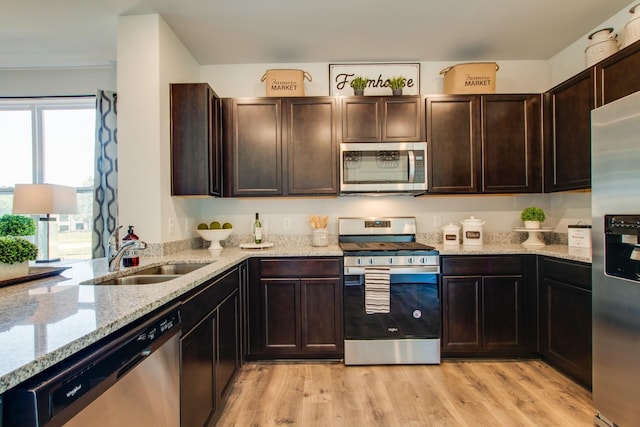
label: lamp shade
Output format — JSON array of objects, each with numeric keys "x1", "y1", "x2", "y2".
[{"x1": 12, "y1": 184, "x2": 79, "y2": 215}]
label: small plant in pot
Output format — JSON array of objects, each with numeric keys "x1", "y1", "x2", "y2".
[
  {"x1": 350, "y1": 76, "x2": 369, "y2": 96},
  {"x1": 0, "y1": 236, "x2": 38, "y2": 281},
  {"x1": 387, "y1": 76, "x2": 407, "y2": 95},
  {"x1": 0, "y1": 214, "x2": 36, "y2": 237},
  {"x1": 520, "y1": 207, "x2": 546, "y2": 229}
]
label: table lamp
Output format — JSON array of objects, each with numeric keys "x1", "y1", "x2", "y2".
[{"x1": 12, "y1": 184, "x2": 79, "y2": 263}]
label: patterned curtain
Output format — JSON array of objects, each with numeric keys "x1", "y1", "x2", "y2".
[{"x1": 92, "y1": 90, "x2": 118, "y2": 258}]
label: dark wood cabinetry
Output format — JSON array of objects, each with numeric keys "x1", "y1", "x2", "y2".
[
  {"x1": 180, "y1": 267, "x2": 241, "y2": 427},
  {"x1": 223, "y1": 97, "x2": 338, "y2": 197},
  {"x1": 341, "y1": 96, "x2": 422, "y2": 142},
  {"x1": 539, "y1": 257, "x2": 592, "y2": 389},
  {"x1": 482, "y1": 94, "x2": 542, "y2": 193},
  {"x1": 426, "y1": 95, "x2": 541, "y2": 194},
  {"x1": 170, "y1": 83, "x2": 222, "y2": 196},
  {"x1": 543, "y1": 69, "x2": 595, "y2": 192},
  {"x1": 248, "y1": 257, "x2": 343, "y2": 359},
  {"x1": 441, "y1": 255, "x2": 537, "y2": 357},
  {"x1": 596, "y1": 40, "x2": 640, "y2": 105}
]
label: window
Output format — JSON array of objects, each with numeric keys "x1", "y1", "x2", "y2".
[{"x1": 0, "y1": 97, "x2": 96, "y2": 260}]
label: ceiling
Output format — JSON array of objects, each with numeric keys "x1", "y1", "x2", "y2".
[{"x1": 0, "y1": 0, "x2": 633, "y2": 69}]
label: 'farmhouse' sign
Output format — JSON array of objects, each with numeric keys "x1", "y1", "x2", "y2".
[{"x1": 329, "y1": 63, "x2": 420, "y2": 96}]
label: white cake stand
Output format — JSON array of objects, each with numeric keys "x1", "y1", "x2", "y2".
[
  {"x1": 196, "y1": 228, "x2": 233, "y2": 250},
  {"x1": 513, "y1": 227, "x2": 554, "y2": 247}
]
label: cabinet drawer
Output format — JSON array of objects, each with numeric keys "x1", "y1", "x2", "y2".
[
  {"x1": 442, "y1": 256, "x2": 522, "y2": 276},
  {"x1": 260, "y1": 258, "x2": 341, "y2": 278},
  {"x1": 539, "y1": 257, "x2": 591, "y2": 291}
]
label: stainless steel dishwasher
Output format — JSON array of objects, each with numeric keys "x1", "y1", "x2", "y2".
[{"x1": 4, "y1": 304, "x2": 181, "y2": 427}]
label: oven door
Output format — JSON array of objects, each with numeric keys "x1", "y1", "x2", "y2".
[{"x1": 344, "y1": 267, "x2": 440, "y2": 339}]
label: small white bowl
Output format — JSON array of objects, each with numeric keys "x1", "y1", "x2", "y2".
[{"x1": 196, "y1": 228, "x2": 233, "y2": 250}]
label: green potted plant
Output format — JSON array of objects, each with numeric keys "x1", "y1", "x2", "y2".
[
  {"x1": 0, "y1": 236, "x2": 38, "y2": 281},
  {"x1": 0, "y1": 214, "x2": 36, "y2": 237},
  {"x1": 350, "y1": 76, "x2": 369, "y2": 96},
  {"x1": 520, "y1": 206, "x2": 546, "y2": 229},
  {"x1": 387, "y1": 76, "x2": 407, "y2": 95}
]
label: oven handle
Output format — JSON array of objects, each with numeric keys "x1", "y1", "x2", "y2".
[{"x1": 344, "y1": 266, "x2": 440, "y2": 275}]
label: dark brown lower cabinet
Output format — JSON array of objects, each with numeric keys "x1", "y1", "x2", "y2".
[
  {"x1": 441, "y1": 255, "x2": 537, "y2": 357},
  {"x1": 539, "y1": 257, "x2": 592, "y2": 389},
  {"x1": 180, "y1": 267, "x2": 241, "y2": 427},
  {"x1": 248, "y1": 257, "x2": 343, "y2": 359}
]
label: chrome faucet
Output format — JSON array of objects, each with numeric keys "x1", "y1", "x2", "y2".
[{"x1": 108, "y1": 226, "x2": 147, "y2": 271}]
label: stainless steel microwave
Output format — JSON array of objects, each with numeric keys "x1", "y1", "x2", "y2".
[{"x1": 340, "y1": 142, "x2": 427, "y2": 194}]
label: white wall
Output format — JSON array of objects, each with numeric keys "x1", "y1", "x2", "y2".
[
  {"x1": 117, "y1": 14, "x2": 200, "y2": 243},
  {"x1": 549, "y1": 0, "x2": 637, "y2": 86},
  {"x1": 0, "y1": 67, "x2": 116, "y2": 96},
  {"x1": 200, "y1": 60, "x2": 550, "y2": 98}
]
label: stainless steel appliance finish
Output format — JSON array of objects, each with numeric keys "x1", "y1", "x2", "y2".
[
  {"x1": 4, "y1": 305, "x2": 181, "y2": 427},
  {"x1": 591, "y1": 91, "x2": 640, "y2": 427},
  {"x1": 340, "y1": 142, "x2": 427, "y2": 194},
  {"x1": 339, "y1": 217, "x2": 441, "y2": 365}
]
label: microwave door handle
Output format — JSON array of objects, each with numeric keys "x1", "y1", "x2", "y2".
[{"x1": 408, "y1": 150, "x2": 416, "y2": 183}]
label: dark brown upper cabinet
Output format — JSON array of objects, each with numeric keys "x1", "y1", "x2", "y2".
[
  {"x1": 426, "y1": 95, "x2": 481, "y2": 193},
  {"x1": 340, "y1": 96, "x2": 422, "y2": 142},
  {"x1": 543, "y1": 69, "x2": 595, "y2": 192},
  {"x1": 596, "y1": 39, "x2": 640, "y2": 105},
  {"x1": 482, "y1": 94, "x2": 542, "y2": 193},
  {"x1": 223, "y1": 97, "x2": 338, "y2": 197},
  {"x1": 426, "y1": 94, "x2": 541, "y2": 194},
  {"x1": 170, "y1": 83, "x2": 222, "y2": 196}
]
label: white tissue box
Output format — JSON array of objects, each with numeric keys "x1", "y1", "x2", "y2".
[{"x1": 568, "y1": 225, "x2": 591, "y2": 248}]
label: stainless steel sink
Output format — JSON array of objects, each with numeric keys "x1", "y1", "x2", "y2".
[
  {"x1": 132, "y1": 263, "x2": 209, "y2": 276},
  {"x1": 94, "y1": 275, "x2": 181, "y2": 286},
  {"x1": 86, "y1": 262, "x2": 211, "y2": 285}
]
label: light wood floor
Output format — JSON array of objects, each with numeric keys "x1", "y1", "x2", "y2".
[{"x1": 215, "y1": 360, "x2": 595, "y2": 426}]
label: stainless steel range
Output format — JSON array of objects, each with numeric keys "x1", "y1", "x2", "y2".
[{"x1": 339, "y1": 217, "x2": 440, "y2": 365}]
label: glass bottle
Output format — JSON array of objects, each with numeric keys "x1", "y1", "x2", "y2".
[
  {"x1": 253, "y1": 213, "x2": 263, "y2": 244},
  {"x1": 122, "y1": 225, "x2": 139, "y2": 267}
]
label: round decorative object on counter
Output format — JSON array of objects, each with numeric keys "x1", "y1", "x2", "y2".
[
  {"x1": 460, "y1": 216, "x2": 485, "y2": 246},
  {"x1": 513, "y1": 227, "x2": 553, "y2": 247},
  {"x1": 312, "y1": 229, "x2": 328, "y2": 247},
  {"x1": 196, "y1": 228, "x2": 233, "y2": 250}
]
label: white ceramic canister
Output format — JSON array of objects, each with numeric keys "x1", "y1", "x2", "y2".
[
  {"x1": 624, "y1": 4, "x2": 640, "y2": 47},
  {"x1": 585, "y1": 28, "x2": 618, "y2": 67},
  {"x1": 442, "y1": 223, "x2": 461, "y2": 246},
  {"x1": 312, "y1": 228, "x2": 328, "y2": 247},
  {"x1": 460, "y1": 216, "x2": 485, "y2": 246}
]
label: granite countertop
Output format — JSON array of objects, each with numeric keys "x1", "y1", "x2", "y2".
[{"x1": 0, "y1": 242, "x2": 589, "y2": 394}]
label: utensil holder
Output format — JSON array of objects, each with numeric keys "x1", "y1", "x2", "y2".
[{"x1": 312, "y1": 229, "x2": 328, "y2": 247}]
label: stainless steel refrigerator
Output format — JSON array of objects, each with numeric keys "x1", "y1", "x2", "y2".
[{"x1": 592, "y1": 90, "x2": 640, "y2": 427}]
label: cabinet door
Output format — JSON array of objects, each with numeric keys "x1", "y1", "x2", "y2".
[
  {"x1": 261, "y1": 278, "x2": 300, "y2": 353},
  {"x1": 442, "y1": 276, "x2": 482, "y2": 352},
  {"x1": 341, "y1": 97, "x2": 380, "y2": 142},
  {"x1": 170, "y1": 83, "x2": 221, "y2": 196},
  {"x1": 482, "y1": 276, "x2": 523, "y2": 351},
  {"x1": 301, "y1": 278, "x2": 343, "y2": 354},
  {"x1": 426, "y1": 95, "x2": 481, "y2": 193},
  {"x1": 181, "y1": 313, "x2": 216, "y2": 427},
  {"x1": 284, "y1": 97, "x2": 338, "y2": 195},
  {"x1": 597, "y1": 40, "x2": 640, "y2": 105},
  {"x1": 223, "y1": 98, "x2": 282, "y2": 196},
  {"x1": 539, "y1": 258, "x2": 592, "y2": 388},
  {"x1": 544, "y1": 69, "x2": 595, "y2": 192},
  {"x1": 217, "y1": 289, "x2": 239, "y2": 400},
  {"x1": 381, "y1": 96, "x2": 422, "y2": 141},
  {"x1": 482, "y1": 95, "x2": 542, "y2": 193}
]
